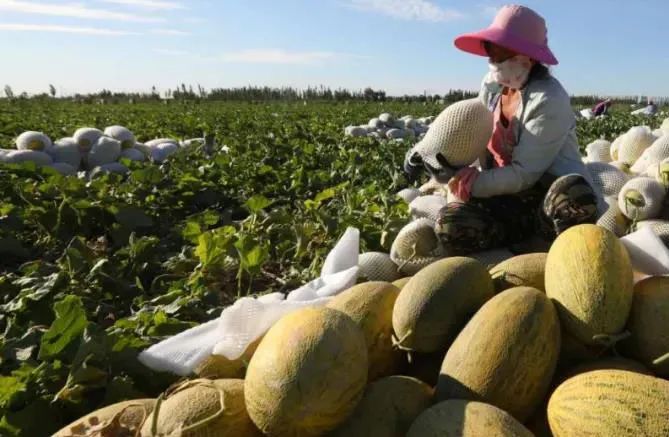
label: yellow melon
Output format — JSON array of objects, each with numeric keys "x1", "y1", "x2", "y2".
[
  {"x1": 54, "y1": 399, "x2": 155, "y2": 437},
  {"x1": 194, "y1": 336, "x2": 263, "y2": 379},
  {"x1": 391, "y1": 276, "x2": 412, "y2": 290},
  {"x1": 489, "y1": 252, "x2": 547, "y2": 293},
  {"x1": 244, "y1": 307, "x2": 368, "y2": 436}
]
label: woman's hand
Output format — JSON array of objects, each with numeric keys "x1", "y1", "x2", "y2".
[{"x1": 448, "y1": 167, "x2": 480, "y2": 202}]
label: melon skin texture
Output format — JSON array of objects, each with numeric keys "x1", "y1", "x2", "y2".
[
  {"x1": 141, "y1": 379, "x2": 260, "y2": 437},
  {"x1": 392, "y1": 257, "x2": 494, "y2": 354},
  {"x1": 330, "y1": 376, "x2": 433, "y2": 437},
  {"x1": 54, "y1": 398, "x2": 155, "y2": 437},
  {"x1": 436, "y1": 286, "x2": 561, "y2": 422},
  {"x1": 489, "y1": 252, "x2": 547, "y2": 293},
  {"x1": 547, "y1": 370, "x2": 669, "y2": 437},
  {"x1": 327, "y1": 282, "x2": 402, "y2": 381},
  {"x1": 626, "y1": 276, "x2": 669, "y2": 376},
  {"x1": 244, "y1": 307, "x2": 368, "y2": 436},
  {"x1": 545, "y1": 224, "x2": 633, "y2": 345},
  {"x1": 406, "y1": 400, "x2": 534, "y2": 437},
  {"x1": 194, "y1": 336, "x2": 263, "y2": 380},
  {"x1": 391, "y1": 276, "x2": 412, "y2": 290}
]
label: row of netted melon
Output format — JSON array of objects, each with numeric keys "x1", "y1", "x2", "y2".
[{"x1": 54, "y1": 224, "x2": 669, "y2": 436}]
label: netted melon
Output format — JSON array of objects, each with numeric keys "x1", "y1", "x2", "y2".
[
  {"x1": 596, "y1": 196, "x2": 631, "y2": 237},
  {"x1": 625, "y1": 276, "x2": 669, "y2": 376},
  {"x1": 391, "y1": 276, "x2": 412, "y2": 290},
  {"x1": 141, "y1": 378, "x2": 259, "y2": 437},
  {"x1": 436, "y1": 287, "x2": 560, "y2": 421},
  {"x1": 545, "y1": 224, "x2": 633, "y2": 346},
  {"x1": 407, "y1": 400, "x2": 534, "y2": 437},
  {"x1": 245, "y1": 307, "x2": 368, "y2": 436},
  {"x1": 16, "y1": 130, "x2": 52, "y2": 151},
  {"x1": 547, "y1": 370, "x2": 669, "y2": 437},
  {"x1": 358, "y1": 252, "x2": 401, "y2": 282},
  {"x1": 617, "y1": 177, "x2": 665, "y2": 221},
  {"x1": 409, "y1": 194, "x2": 448, "y2": 223},
  {"x1": 389, "y1": 218, "x2": 447, "y2": 275},
  {"x1": 618, "y1": 126, "x2": 655, "y2": 165},
  {"x1": 585, "y1": 139, "x2": 612, "y2": 163},
  {"x1": 194, "y1": 336, "x2": 263, "y2": 380},
  {"x1": 489, "y1": 252, "x2": 547, "y2": 293},
  {"x1": 327, "y1": 282, "x2": 403, "y2": 380},
  {"x1": 585, "y1": 161, "x2": 629, "y2": 197},
  {"x1": 330, "y1": 376, "x2": 433, "y2": 437},
  {"x1": 392, "y1": 257, "x2": 494, "y2": 354},
  {"x1": 55, "y1": 399, "x2": 155, "y2": 437}
]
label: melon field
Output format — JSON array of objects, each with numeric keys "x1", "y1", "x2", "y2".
[{"x1": 0, "y1": 99, "x2": 668, "y2": 436}]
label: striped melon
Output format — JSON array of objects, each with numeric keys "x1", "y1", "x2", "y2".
[
  {"x1": 626, "y1": 276, "x2": 669, "y2": 376},
  {"x1": 407, "y1": 400, "x2": 533, "y2": 437},
  {"x1": 435, "y1": 287, "x2": 560, "y2": 421},
  {"x1": 545, "y1": 224, "x2": 633, "y2": 345},
  {"x1": 547, "y1": 370, "x2": 669, "y2": 437},
  {"x1": 55, "y1": 399, "x2": 155, "y2": 437},
  {"x1": 141, "y1": 379, "x2": 260, "y2": 436},
  {"x1": 489, "y1": 252, "x2": 547, "y2": 293},
  {"x1": 244, "y1": 307, "x2": 368, "y2": 436},
  {"x1": 392, "y1": 257, "x2": 494, "y2": 354},
  {"x1": 327, "y1": 282, "x2": 403, "y2": 380},
  {"x1": 330, "y1": 376, "x2": 433, "y2": 437}
]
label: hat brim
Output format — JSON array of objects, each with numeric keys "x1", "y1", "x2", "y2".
[{"x1": 454, "y1": 27, "x2": 559, "y2": 66}]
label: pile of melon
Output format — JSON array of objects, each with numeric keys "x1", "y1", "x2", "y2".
[
  {"x1": 54, "y1": 223, "x2": 669, "y2": 436},
  {"x1": 344, "y1": 112, "x2": 434, "y2": 141},
  {"x1": 0, "y1": 127, "x2": 217, "y2": 179}
]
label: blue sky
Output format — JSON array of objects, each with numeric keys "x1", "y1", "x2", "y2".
[{"x1": 0, "y1": 0, "x2": 667, "y2": 97}]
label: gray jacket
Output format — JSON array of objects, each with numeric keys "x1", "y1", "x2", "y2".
[{"x1": 472, "y1": 72, "x2": 600, "y2": 213}]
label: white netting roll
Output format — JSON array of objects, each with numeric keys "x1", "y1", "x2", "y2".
[
  {"x1": 618, "y1": 126, "x2": 656, "y2": 165},
  {"x1": 584, "y1": 139, "x2": 612, "y2": 163},
  {"x1": 630, "y1": 135, "x2": 669, "y2": 174},
  {"x1": 358, "y1": 252, "x2": 401, "y2": 282},
  {"x1": 585, "y1": 161, "x2": 630, "y2": 198},
  {"x1": 409, "y1": 194, "x2": 449, "y2": 222},
  {"x1": 390, "y1": 218, "x2": 447, "y2": 275},
  {"x1": 618, "y1": 177, "x2": 666, "y2": 221},
  {"x1": 414, "y1": 98, "x2": 493, "y2": 170},
  {"x1": 596, "y1": 196, "x2": 630, "y2": 237}
]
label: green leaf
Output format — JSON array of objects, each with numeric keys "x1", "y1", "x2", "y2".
[
  {"x1": 111, "y1": 206, "x2": 153, "y2": 229},
  {"x1": 244, "y1": 194, "x2": 273, "y2": 214},
  {"x1": 0, "y1": 376, "x2": 25, "y2": 410},
  {"x1": 234, "y1": 235, "x2": 269, "y2": 274},
  {"x1": 38, "y1": 295, "x2": 88, "y2": 361},
  {"x1": 194, "y1": 226, "x2": 236, "y2": 268}
]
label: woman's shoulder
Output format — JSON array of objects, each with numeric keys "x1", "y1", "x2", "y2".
[{"x1": 526, "y1": 74, "x2": 570, "y2": 103}]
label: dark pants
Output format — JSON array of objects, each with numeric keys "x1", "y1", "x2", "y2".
[{"x1": 434, "y1": 174, "x2": 598, "y2": 255}]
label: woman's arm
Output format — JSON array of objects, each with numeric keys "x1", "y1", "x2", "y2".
[{"x1": 470, "y1": 90, "x2": 574, "y2": 198}]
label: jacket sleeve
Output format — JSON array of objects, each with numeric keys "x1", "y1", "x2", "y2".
[{"x1": 471, "y1": 89, "x2": 574, "y2": 198}]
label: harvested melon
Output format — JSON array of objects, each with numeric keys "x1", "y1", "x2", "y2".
[
  {"x1": 391, "y1": 276, "x2": 412, "y2": 290},
  {"x1": 55, "y1": 399, "x2": 155, "y2": 437},
  {"x1": 390, "y1": 218, "x2": 446, "y2": 275},
  {"x1": 392, "y1": 257, "x2": 494, "y2": 354},
  {"x1": 407, "y1": 400, "x2": 534, "y2": 437},
  {"x1": 436, "y1": 286, "x2": 560, "y2": 421},
  {"x1": 626, "y1": 276, "x2": 669, "y2": 376},
  {"x1": 16, "y1": 131, "x2": 51, "y2": 151},
  {"x1": 49, "y1": 137, "x2": 81, "y2": 168},
  {"x1": 194, "y1": 336, "x2": 263, "y2": 380},
  {"x1": 547, "y1": 370, "x2": 669, "y2": 437},
  {"x1": 617, "y1": 177, "x2": 665, "y2": 221},
  {"x1": 73, "y1": 127, "x2": 103, "y2": 153},
  {"x1": 330, "y1": 376, "x2": 433, "y2": 437},
  {"x1": 88, "y1": 136, "x2": 121, "y2": 169},
  {"x1": 489, "y1": 252, "x2": 547, "y2": 293},
  {"x1": 545, "y1": 224, "x2": 633, "y2": 345},
  {"x1": 245, "y1": 307, "x2": 368, "y2": 436},
  {"x1": 327, "y1": 282, "x2": 402, "y2": 380},
  {"x1": 358, "y1": 252, "x2": 401, "y2": 282},
  {"x1": 596, "y1": 196, "x2": 631, "y2": 237},
  {"x1": 141, "y1": 379, "x2": 259, "y2": 437},
  {"x1": 104, "y1": 125, "x2": 136, "y2": 149},
  {"x1": 4, "y1": 150, "x2": 52, "y2": 166}
]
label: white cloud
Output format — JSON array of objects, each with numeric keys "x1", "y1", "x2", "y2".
[
  {"x1": 0, "y1": 23, "x2": 139, "y2": 35},
  {"x1": 0, "y1": 0, "x2": 164, "y2": 22},
  {"x1": 219, "y1": 49, "x2": 360, "y2": 64},
  {"x1": 151, "y1": 28, "x2": 190, "y2": 35},
  {"x1": 343, "y1": 0, "x2": 465, "y2": 22},
  {"x1": 100, "y1": 0, "x2": 185, "y2": 10}
]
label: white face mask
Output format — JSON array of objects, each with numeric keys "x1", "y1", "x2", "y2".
[{"x1": 489, "y1": 55, "x2": 533, "y2": 89}]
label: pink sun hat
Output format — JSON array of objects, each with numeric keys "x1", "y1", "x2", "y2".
[{"x1": 454, "y1": 4, "x2": 558, "y2": 65}]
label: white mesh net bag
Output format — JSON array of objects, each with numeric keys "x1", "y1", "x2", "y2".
[
  {"x1": 618, "y1": 126, "x2": 656, "y2": 165},
  {"x1": 610, "y1": 135, "x2": 623, "y2": 161},
  {"x1": 413, "y1": 98, "x2": 493, "y2": 171},
  {"x1": 584, "y1": 139, "x2": 612, "y2": 163},
  {"x1": 390, "y1": 218, "x2": 447, "y2": 275},
  {"x1": 609, "y1": 160, "x2": 632, "y2": 175},
  {"x1": 358, "y1": 251, "x2": 401, "y2": 282},
  {"x1": 585, "y1": 161, "x2": 630, "y2": 198},
  {"x1": 409, "y1": 194, "x2": 449, "y2": 222},
  {"x1": 630, "y1": 135, "x2": 669, "y2": 174},
  {"x1": 596, "y1": 196, "x2": 630, "y2": 237},
  {"x1": 618, "y1": 177, "x2": 666, "y2": 221},
  {"x1": 396, "y1": 188, "x2": 421, "y2": 204},
  {"x1": 644, "y1": 157, "x2": 669, "y2": 188}
]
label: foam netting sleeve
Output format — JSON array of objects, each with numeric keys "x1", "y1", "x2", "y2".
[{"x1": 390, "y1": 218, "x2": 447, "y2": 275}]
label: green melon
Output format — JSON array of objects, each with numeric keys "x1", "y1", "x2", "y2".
[
  {"x1": 327, "y1": 281, "x2": 403, "y2": 380},
  {"x1": 406, "y1": 400, "x2": 534, "y2": 437},
  {"x1": 392, "y1": 257, "x2": 494, "y2": 354},
  {"x1": 435, "y1": 287, "x2": 560, "y2": 422},
  {"x1": 545, "y1": 224, "x2": 633, "y2": 345},
  {"x1": 330, "y1": 376, "x2": 433, "y2": 437},
  {"x1": 245, "y1": 307, "x2": 368, "y2": 436},
  {"x1": 489, "y1": 252, "x2": 547, "y2": 293}
]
